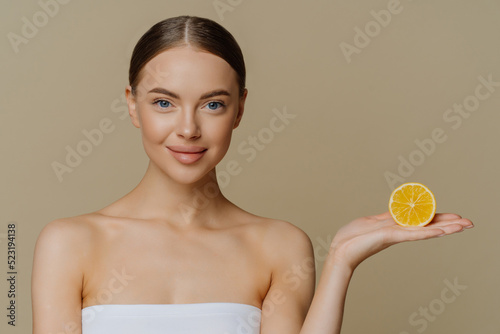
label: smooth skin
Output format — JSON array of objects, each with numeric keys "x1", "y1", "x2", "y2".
[{"x1": 31, "y1": 46, "x2": 473, "y2": 334}]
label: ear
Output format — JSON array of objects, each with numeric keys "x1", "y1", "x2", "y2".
[
  {"x1": 233, "y1": 88, "x2": 248, "y2": 129},
  {"x1": 126, "y1": 85, "x2": 141, "y2": 129}
]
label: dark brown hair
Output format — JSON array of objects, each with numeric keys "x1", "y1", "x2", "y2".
[{"x1": 129, "y1": 15, "x2": 246, "y2": 97}]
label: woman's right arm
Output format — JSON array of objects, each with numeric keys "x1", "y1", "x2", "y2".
[{"x1": 32, "y1": 219, "x2": 87, "y2": 334}]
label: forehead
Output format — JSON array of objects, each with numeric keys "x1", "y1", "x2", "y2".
[{"x1": 137, "y1": 46, "x2": 238, "y2": 97}]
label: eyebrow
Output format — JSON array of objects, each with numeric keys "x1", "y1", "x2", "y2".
[{"x1": 147, "y1": 87, "x2": 231, "y2": 100}]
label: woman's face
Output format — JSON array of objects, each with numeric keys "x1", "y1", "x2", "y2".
[{"x1": 126, "y1": 46, "x2": 247, "y2": 185}]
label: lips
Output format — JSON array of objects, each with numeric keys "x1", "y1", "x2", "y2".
[{"x1": 166, "y1": 146, "x2": 207, "y2": 164}]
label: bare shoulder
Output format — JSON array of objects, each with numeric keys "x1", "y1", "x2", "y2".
[
  {"x1": 34, "y1": 213, "x2": 99, "y2": 261},
  {"x1": 37, "y1": 214, "x2": 95, "y2": 242},
  {"x1": 261, "y1": 218, "x2": 312, "y2": 249},
  {"x1": 32, "y1": 214, "x2": 101, "y2": 331},
  {"x1": 237, "y1": 210, "x2": 314, "y2": 265}
]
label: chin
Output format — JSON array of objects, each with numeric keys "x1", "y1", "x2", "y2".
[
  {"x1": 171, "y1": 170, "x2": 213, "y2": 185},
  {"x1": 153, "y1": 160, "x2": 217, "y2": 185}
]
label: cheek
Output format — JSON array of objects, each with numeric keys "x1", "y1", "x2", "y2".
[
  {"x1": 140, "y1": 113, "x2": 172, "y2": 144},
  {"x1": 206, "y1": 119, "x2": 235, "y2": 151}
]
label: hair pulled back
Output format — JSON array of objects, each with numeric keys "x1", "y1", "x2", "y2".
[{"x1": 129, "y1": 16, "x2": 246, "y2": 97}]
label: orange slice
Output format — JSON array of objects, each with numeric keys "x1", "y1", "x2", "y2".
[{"x1": 389, "y1": 182, "x2": 436, "y2": 227}]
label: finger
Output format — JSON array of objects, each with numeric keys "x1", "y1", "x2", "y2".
[
  {"x1": 416, "y1": 223, "x2": 467, "y2": 236},
  {"x1": 390, "y1": 227, "x2": 446, "y2": 242},
  {"x1": 428, "y1": 218, "x2": 474, "y2": 229},
  {"x1": 432, "y1": 213, "x2": 462, "y2": 221},
  {"x1": 399, "y1": 222, "x2": 469, "y2": 235},
  {"x1": 389, "y1": 219, "x2": 473, "y2": 242},
  {"x1": 436, "y1": 224, "x2": 465, "y2": 234}
]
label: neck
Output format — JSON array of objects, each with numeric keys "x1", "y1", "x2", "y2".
[{"x1": 107, "y1": 160, "x2": 229, "y2": 227}]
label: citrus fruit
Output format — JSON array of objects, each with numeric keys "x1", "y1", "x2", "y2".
[{"x1": 389, "y1": 182, "x2": 436, "y2": 227}]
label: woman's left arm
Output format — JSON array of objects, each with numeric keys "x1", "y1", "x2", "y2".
[{"x1": 260, "y1": 212, "x2": 473, "y2": 334}]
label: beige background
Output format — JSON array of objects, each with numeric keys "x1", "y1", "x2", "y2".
[{"x1": 1, "y1": 0, "x2": 499, "y2": 333}]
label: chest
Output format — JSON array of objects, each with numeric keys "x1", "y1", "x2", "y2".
[{"x1": 81, "y1": 226, "x2": 270, "y2": 308}]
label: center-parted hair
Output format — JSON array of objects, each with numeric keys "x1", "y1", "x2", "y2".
[{"x1": 129, "y1": 15, "x2": 246, "y2": 97}]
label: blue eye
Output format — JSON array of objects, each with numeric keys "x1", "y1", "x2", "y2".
[
  {"x1": 206, "y1": 101, "x2": 224, "y2": 110},
  {"x1": 154, "y1": 99, "x2": 171, "y2": 109}
]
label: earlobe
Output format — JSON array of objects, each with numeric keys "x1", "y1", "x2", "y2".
[
  {"x1": 125, "y1": 85, "x2": 141, "y2": 129},
  {"x1": 233, "y1": 88, "x2": 248, "y2": 129}
]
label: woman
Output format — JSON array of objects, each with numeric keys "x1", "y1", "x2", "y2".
[{"x1": 31, "y1": 15, "x2": 473, "y2": 334}]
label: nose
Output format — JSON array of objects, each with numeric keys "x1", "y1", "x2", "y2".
[{"x1": 176, "y1": 110, "x2": 201, "y2": 140}]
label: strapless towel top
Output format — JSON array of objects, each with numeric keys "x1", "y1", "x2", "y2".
[{"x1": 81, "y1": 302, "x2": 262, "y2": 334}]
